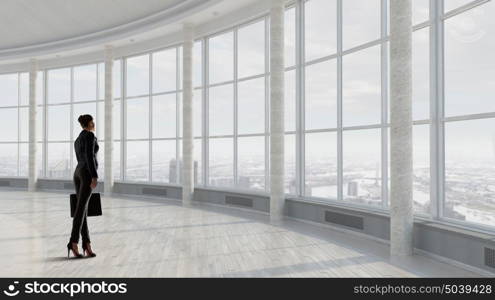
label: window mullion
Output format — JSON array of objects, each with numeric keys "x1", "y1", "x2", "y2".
[
  {"x1": 337, "y1": 0, "x2": 343, "y2": 202},
  {"x1": 380, "y1": 0, "x2": 389, "y2": 209}
]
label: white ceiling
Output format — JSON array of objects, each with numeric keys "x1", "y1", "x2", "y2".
[
  {"x1": 0, "y1": 0, "x2": 185, "y2": 50},
  {"x1": 0, "y1": 0, "x2": 268, "y2": 69}
]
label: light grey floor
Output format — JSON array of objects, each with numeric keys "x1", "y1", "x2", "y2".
[{"x1": 0, "y1": 190, "x2": 483, "y2": 277}]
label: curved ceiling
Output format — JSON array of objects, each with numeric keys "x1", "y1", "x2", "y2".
[
  {"x1": 0, "y1": 0, "x2": 220, "y2": 61},
  {"x1": 0, "y1": 0, "x2": 266, "y2": 69},
  {"x1": 0, "y1": 0, "x2": 185, "y2": 50}
]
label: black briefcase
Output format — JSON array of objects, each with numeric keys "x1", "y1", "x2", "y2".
[{"x1": 70, "y1": 193, "x2": 102, "y2": 217}]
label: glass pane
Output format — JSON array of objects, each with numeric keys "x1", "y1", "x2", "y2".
[
  {"x1": 194, "y1": 138, "x2": 202, "y2": 185},
  {"x1": 194, "y1": 41, "x2": 203, "y2": 87},
  {"x1": 238, "y1": 136, "x2": 265, "y2": 190},
  {"x1": 113, "y1": 60, "x2": 122, "y2": 98},
  {"x1": 209, "y1": 138, "x2": 233, "y2": 187},
  {"x1": 152, "y1": 140, "x2": 176, "y2": 183},
  {"x1": 305, "y1": 0, "x2": 337, "y2": 61},
  {"x1": 285, "y1": 7, "x2": 296, "y2": 67},
  {"x1": 413, "y1": 0, "x2": 430, "y2": 25},
  {"x1": 152, "y1": 48, "x2": 177, "y2": 93},
  {"x1": 0, "y1": 144, "x2": 17, "y2": 176},
  {"x1": 37, "y1": 106, "x2": 44, "y2": 142},
  {"x1": 73, "y1": 102, "x2": 97, "y2": 138},
  {"x1": 444, "y1": 119, "x2": 495, "y2": 227},
  {"x1": 444, "y1": 2, "x2": 495, "y2": 117},
  {"x1": 0, "y1": 108, "x2": 18, "y2": 142},
  {"x1": 47, "y1": 68, "x2": 70, "y2": 104},
  {"x1": 113, "y1": 100, "x2": 121, "y2": 140},
  {"x1": 19, "y1": 143, "x2": 30, "y2": 177},
  {"x1": 113, "y1": 141, "x2": 121, "y2": 180},
  {"x1": 20, "y1": 73, "x2": 29, "y2": 106},
  {"x1": 285, "y1": 70, "x2": 296, "y2": 132},
  {"x1": 37, "y1": 142, "x2": 43, "y2": 177},
  {"x1": 305, "y1": 132, "x2": 337, "y2": 199},
  {"x1": 343, "y1": 129, "x2": 382, "y2": 206},
  {"x1": 97, "y1": 101, "x2": 104, "y2": 140},
  {"x1": 152, "y1": 94, "x2": 176, "y2": 138},
  {"x1": 19, "y1": 107, "x2": 29, "y2": 142},
  {"x1": 20, "y1": 143, "x2": 43, "y2": 177},
  {"x1": 178, "y1": 46, "x2": 183, "y2": 92},
  {"x1": 343, "y1": 45, "x2": 381, "y2": 127},
  {"x1": 126, "y1": 55, "x2": 149, "y2": 97},
  {"x1": 193, "y1": 89, "x2": 202, "y2": 137},
  {"x1": 0, "y1": 73, "x2": 18, "y2": 107},
  {"x1": 305, "y1": 59, "x2": 337, "y2": 130},
  {"x1": 209, "y1": 84, "x2": 233, "y2": 136},
  {"x1": 73, "y1": 64, "x2": 97, "y2": 101},
  {"x1": 238, "y1": 20, "x2": 265, "y2": 78},
  {"x1": 126, "y1": 97, "x2": 149, "y2": 139},
  {"x1": 126, "y1": 140, "x2": 149, "y2": 181},
  {"x1": 209, "y1": 31, "x2": 234, "y2": 84},
  {"x1": 98, "y1": 63, "x2": 105, "y2": 100},
  {"x1": 285, "y1": 134, "x2": 296, "y2": 194},
  {"x1": 445, "y1": 0, "x2": 475, "y2": 12},
  {"x1": 343, "y1": 0, "x2": 381, "y2": 50},
  {"x1": 413, "y1": 28, "x2": 430, "y2": 121},
  {"x1": 36, "y1": 71, "x2": 44, "y2": 105},
  {"x1": 238, "y1": 77, "x2": 265, "y2": 134},
  {"x1": 47, "y1": 142, "x2": 71, "y2": 178},
  {"x1": 413, "y1": 125, "x2": 430, "y2": 214}
]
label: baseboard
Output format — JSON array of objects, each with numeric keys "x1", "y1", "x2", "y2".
[{"x1": 414, "y1": 248, "x2": 495, "y2": 277}]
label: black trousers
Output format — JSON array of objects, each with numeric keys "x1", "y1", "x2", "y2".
[{"x1": 70, "y1": 166, "x2": 92, "y2": 244}]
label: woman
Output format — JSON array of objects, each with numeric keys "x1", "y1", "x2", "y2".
[{"x1": 67, "y1": 114, "x2": 99, "y2": 258}]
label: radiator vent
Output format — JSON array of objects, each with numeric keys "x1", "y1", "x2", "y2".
[
  {"x1": 485, "y1": 247, "x2": 495, "y2": 269},
  {"x1": 64, "y1": 183, "x2": 74, "y2": 190},
  {"x1": 225, "y1": 195, "x2": 253, "y2": 208},
  {"x1": 0, "y1": 180, "x2": 10, "y2": 187},
  {"x1": 142, "y1": 187, "x2": 167, "y2": 196},
  {"x1": 325, "y1": 211, "x2": 364, "y2": 230}
]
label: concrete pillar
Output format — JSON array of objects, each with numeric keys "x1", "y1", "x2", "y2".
[
  {"x1": 104, "y1": 45, "x2": 114, "y2": 195},
  {"x1": 270, "y1": 0, "x2": 285, "y2": 222},
  {"x1": 390, "y1": 0, "x2": 413, "y2": 256},
  {"x1": 28, "y1": 59, "x2": 38, "y2": 192},
  {"x1": 182, "y1": 23, "x2": 195, "y2": 206}
]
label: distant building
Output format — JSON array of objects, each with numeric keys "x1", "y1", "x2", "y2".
[
  {"x1": 169, "y1": 158, "x2": 198, "y2": 184},
  {"x1": 238, "y1": 176, "x2": 250, "y2": 189},
  {"x1": 289, "y1": 179, "x2": 297, "y2": 195},
  {"x1": 348, "y1": 181, "x2": 359, "y2": 197}
]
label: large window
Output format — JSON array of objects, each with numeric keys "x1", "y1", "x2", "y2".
[
  {"x1": 0, "y1": 74, "x2": 20, "y2": 177},
  {"x1": 2, "y1": 0, "x2": 494, "y2": 231},
  {"x1": 124, "y1": 47, "x2": 184, "y2": 184},
  {"x1": 207, "y1": 18, "x2": 267, "y2": 190},
  {"x1": 45, "y1": 64, "x2": 107, "y2": 179},
  {"x1": 443, "y1": 0, "x2": 495, "y2": 227}
]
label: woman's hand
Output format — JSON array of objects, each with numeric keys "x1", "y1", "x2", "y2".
[{"x1": 91, "y1": 178, "x2": 98, "y2": 189}]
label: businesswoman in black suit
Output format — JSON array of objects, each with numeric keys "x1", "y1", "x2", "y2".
[{"x1": 67, "y1": 114, "x2": 99, "y2": 258}]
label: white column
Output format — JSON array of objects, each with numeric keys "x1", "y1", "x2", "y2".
[
  {"x1": 390, "y1": 0, "x2": 413, "y2": 256},
  {"x1": 182, "y1": 23, "x2": 195, "y2": 206},
  {"x1": 104, "y1": 45, "x2": 114, "y2": 195},
  {"x1": 270, "y1": 0, "x2": 285, "y2": 222},
  {"x1": 28, "y1": 59, "x2": 38, "y2": 192}
]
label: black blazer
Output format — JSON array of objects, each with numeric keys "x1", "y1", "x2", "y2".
[{"x1": 74, "y1": 130, "x2": 99, "y2": 178}]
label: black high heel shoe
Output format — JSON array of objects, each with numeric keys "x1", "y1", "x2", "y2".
[
  {"x1": 82, "y1": 242, "x2": 96, "y2": 258},
  {"x1": 67, "y1": 242, "x2": 83, "y2": 259}
]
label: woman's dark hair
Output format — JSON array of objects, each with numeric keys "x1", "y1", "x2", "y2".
[{"x1": 78, "y1": 114, "x2": 93, "y2": 128}]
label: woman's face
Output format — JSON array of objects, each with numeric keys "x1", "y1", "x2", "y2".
[{"x1": 87, "y1": 120, "x2": 95, "y2": 131}]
